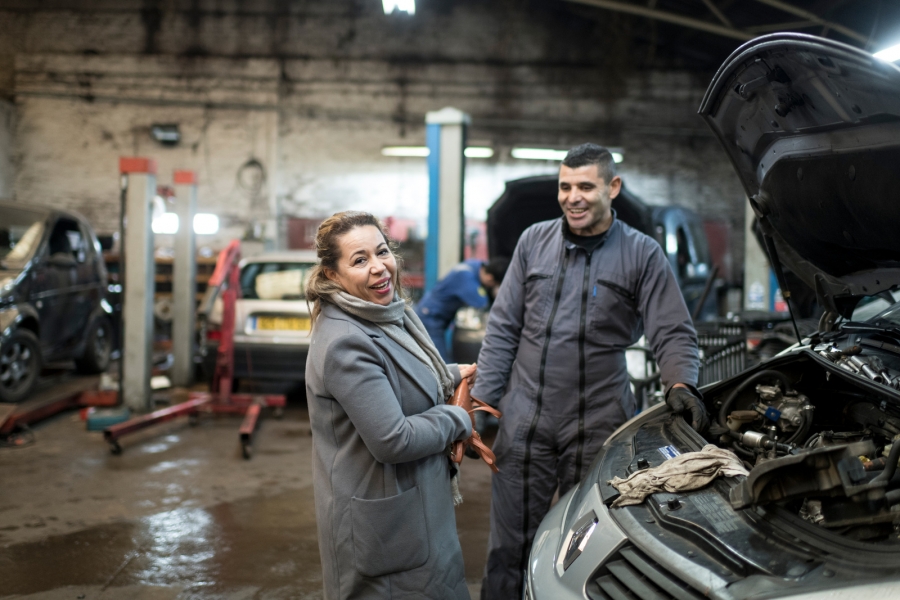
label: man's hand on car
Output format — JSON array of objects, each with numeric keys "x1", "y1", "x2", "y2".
[{"x1": 666, "y1": 385, "x2": 709, "y2": 432}]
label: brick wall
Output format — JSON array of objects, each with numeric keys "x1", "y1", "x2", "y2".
[{"x1": 0, "y1": 1, "x2": 748, "y2": 278}]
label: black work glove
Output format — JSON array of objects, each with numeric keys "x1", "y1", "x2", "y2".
[{"x1": 666, "y1": 387, "x2": 709, "y2": 432}]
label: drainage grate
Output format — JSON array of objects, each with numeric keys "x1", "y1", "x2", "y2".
[{"x1": 586, "y1": 544, "x2": 704, "y2": 600}]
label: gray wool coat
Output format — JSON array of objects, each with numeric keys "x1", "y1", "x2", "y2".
[{"x1": 305, "y1": 302, "x2": 473, "y2": 600}]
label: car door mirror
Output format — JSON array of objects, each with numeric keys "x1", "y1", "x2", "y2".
[{"x1": 47, "y1": 252, "x2": 77, "y2": 268}]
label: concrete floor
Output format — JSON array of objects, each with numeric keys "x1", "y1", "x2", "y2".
[{"x1": 0, "y1": 380, "x2": 494, "y2": 599}]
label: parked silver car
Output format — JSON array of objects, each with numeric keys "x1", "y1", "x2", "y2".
[
  {"x1": 202, "y1": 251, "x2": 316, "y2": 385},
  {"x1": 526, "y1": 34, "x2": 900, "y2": 600}
]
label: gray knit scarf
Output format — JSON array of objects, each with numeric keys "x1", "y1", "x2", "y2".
[{"x1": 328, "y1": 291, "x2": 456, "y2": 401}]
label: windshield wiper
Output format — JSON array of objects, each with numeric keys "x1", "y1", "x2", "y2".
[{"x1": 839, "y1": 322, "x2": 900, "y2": 341}]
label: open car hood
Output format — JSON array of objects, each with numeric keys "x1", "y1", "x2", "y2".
[
  {"x1": 486, "y1": 176, "x2": 651, "y2": 260},
  {"x1": 699, "y1": 33, "x2": 900, "y2": 317}
]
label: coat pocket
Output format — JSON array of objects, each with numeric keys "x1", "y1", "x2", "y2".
[{"x1": 350, "y1": 486, "x2": 429, "y2": 578}]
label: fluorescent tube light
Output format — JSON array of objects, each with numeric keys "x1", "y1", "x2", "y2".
[
  {"x1": 381, "y1": 146, "x2": 495, "y2": 158},
  {"x1": 152, "y1": 212, "x2": 179, "y2": 234},
  {"x1": 511, "y1": 148, "x2": 568, "y2": 161},
  {"x1": 383, "y1": 0, "x2": 415, "y2": 15},
  {"x1": 464, "y1": 147, "x2": 494, "y2": 158},
  {"x1": 194, "y1": 214, "x2": 220, "y2": 235},
  {"x1": 512, "y1": 148, "x2": 624, "y2": 163},
  {"x1": 382, "y1": 146, "x2": 430, "y2": 157},
  {"x1": 874, "y1": 43, "x2": 900, "y2": 63}
]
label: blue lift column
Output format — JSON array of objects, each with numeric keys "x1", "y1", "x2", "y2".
[{"x1": 425, "y1": 107, "x2": 470, "y2": 292}]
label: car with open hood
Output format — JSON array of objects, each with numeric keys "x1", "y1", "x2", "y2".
[{"x1": 525, "y1": 33, "x2": 900, "y2": 600}]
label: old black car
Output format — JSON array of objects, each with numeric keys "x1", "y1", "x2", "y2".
[{"x1": 0, "y1": 202, "x2": 113, "y2": 402}]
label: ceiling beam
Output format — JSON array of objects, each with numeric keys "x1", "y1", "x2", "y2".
[
  {"x1": 700, "y1": 0, "x2": 733, "y2": 28},
  {"x1": 745, "y1": 19, "x2": 817, "y2": 34},
  {"x1": 563, "y1": 0, "x2": 753, "y2": 41},
  {"x1": 752, "y1": 0, "x2": 867, "y2": 44}
]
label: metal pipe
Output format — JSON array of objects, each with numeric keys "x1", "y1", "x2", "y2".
[
  {"x1": 753, "y1": 0, "x2": 868, "y2": 44},
  {"x1": 563, "y1": 0, "x2": 753, "y2": 41}
]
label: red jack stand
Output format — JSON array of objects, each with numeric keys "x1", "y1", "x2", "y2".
[
  {"x1": 1, "y1": 377, "x2": 119, "y2": 440},
  {"x1": 103, "y1": 240, "x2": 286, "y2": 458}
]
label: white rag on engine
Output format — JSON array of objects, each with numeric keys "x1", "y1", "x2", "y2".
[{"x1": 608, "y1": 444, "x2": 748, "y2": 507}]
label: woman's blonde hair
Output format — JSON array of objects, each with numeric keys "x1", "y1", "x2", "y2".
[{"x1": 306, "y1": 211, "x2": 407, "y2": 324}]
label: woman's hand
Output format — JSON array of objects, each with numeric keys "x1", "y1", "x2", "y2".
[{"x1": 458, "y1": 363, "x2": 477, "y2": 388}]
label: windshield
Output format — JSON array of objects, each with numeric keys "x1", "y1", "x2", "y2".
[
  {"x1": 0, "y1": 207, "x2": 46, "y2": 267},
  {"x1": 240, "y1": 262, "x2": 316, "y2": 300},
  {"x1": 871, "y1": 297, "x2": 900, "y2": 328}
]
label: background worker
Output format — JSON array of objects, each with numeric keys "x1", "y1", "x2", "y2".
[
  {"x1": 415, "y1": 256, "x2": 511, "y2": 361},
  {"x1": 471, "y1": 143, "x2": 708, "y2": 599}
]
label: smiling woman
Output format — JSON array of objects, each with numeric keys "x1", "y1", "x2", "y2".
[{"x1": 304, "y1": 211, "x2": 479, "y2": 599}]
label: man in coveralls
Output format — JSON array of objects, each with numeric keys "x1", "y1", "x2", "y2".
[
  {"x1": 415, "y1": 257, "x2": 510, "y2": 361},
  {"x1": 471, "y1": 144, "x2": 708, "y2": 599}
]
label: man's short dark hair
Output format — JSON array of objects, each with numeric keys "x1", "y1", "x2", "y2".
[
  {"x1": 562, "y1": 143, "x2": 618, "y2": 183},
  {"x1": 484, "y1": 256, "x2": 511, "y2": 285}
]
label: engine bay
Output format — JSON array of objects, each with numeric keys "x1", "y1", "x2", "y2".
[{"x1": 706, "y1": 336, "x2": 900, "y2": 543}]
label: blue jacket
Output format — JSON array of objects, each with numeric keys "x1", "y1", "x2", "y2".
[{"x1": 415, "y1": 259, "x2": 489, "y2": 329}]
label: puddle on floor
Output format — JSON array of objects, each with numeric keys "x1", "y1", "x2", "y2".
[{"x1": 0, "y1": 490, "x2": 323, "y2": 597}]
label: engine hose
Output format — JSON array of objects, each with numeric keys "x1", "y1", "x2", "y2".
[
  {"x1": 785, "y1": 407, "x2": 812, "y2": 446},
  {"x1": 885, "y1": 489, "x2": 900, "y2": 506},
  {"x1": 731, "y1": 441, "x2": 754, "y2": 460},
  {"x1": 872, "y1": 440, "x2": 900, "y2": 485},
  {"x1": 718, "y1": 370, "x2": 795, "y2": 428}
]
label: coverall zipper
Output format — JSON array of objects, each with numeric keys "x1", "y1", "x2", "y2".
[
  {"x1": 574, "y1": 251, "x2": 592, "y2": 483},
  {"x1": 518, "y1": 246, "x2": 570, "y2": 589}
]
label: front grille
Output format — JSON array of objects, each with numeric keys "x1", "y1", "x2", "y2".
[{"x1": 586, "y1": 544, "x2": 703, "y2": 600}]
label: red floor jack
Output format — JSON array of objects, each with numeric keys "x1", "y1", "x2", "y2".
[{"x1": 103, "y1": 240, "x2": 286, "y2": 459}]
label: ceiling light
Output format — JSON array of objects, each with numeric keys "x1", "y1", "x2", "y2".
[
  {"x1": 152, "y1": 213, "x2": 179, "y2": 234},
  {"x1": 464, "y1": 147, "x2": 494, "y2": 158},
  {"x1": 511, "y1": 148, "x2": 624, "y2": 163},
  {"x1": 382, "y1": 146, "x2": 430, "y2": 157},
  {"x1": 874, "y1": 42, "x2": 900, "y2": 63},
  {"x1": 194, "y1": 214, "x2": 219, "y2": 235},
  {"x1": 383, "y1": 0, "x2": 415, "y2": 15},
  {"x1": 511, "y1": 148, "x2": 568, "y2": 161},
  {"x1": 381, "y1": 146, "x2": 495, "y2": 158}
]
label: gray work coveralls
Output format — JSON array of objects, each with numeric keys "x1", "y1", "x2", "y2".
[{"x1": 471, "y1": 216, "x2": 699, "y2": 599}]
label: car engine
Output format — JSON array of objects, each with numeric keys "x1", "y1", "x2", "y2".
[{"x1": 707, "y1": 339, "x2": 900, "y2": 542}]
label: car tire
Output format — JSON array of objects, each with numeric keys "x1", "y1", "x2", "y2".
[
  {"x1": 75, "y1": 316, "x2": 113, "y2": 374},
  {"x1": 0, "y1": 328, "x2": 42, "y2": 403}
]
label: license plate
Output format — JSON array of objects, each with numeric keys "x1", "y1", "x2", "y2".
[{"x1": 255, "y1": 316, "x2": 310, "y2": 331}]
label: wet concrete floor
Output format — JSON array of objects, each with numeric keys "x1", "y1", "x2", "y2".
[{"x1": 0, "y1": 385, "x2": 493, "y2": 599}]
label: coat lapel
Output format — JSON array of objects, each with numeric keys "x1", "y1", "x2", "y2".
[
  {"x1": 322, "y1": 304, "x2": 439, "y2": 405},
  {"x1": 371, "y1": 335, "x2": 440, "y2": 405}
]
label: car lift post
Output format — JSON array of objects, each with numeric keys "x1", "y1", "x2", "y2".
[
  {"x1": 424, "y1": 107, "x2": 469, "y2": 293},
  {"x1": 170, "y1": 169, "x2": 197, "y2": 388},
  {"x1": 118, "y1": 157, "x2": 157, "y2": 412},
  {"x1": 104, "y1": 240, "x2": 285, "y2": 458}
]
